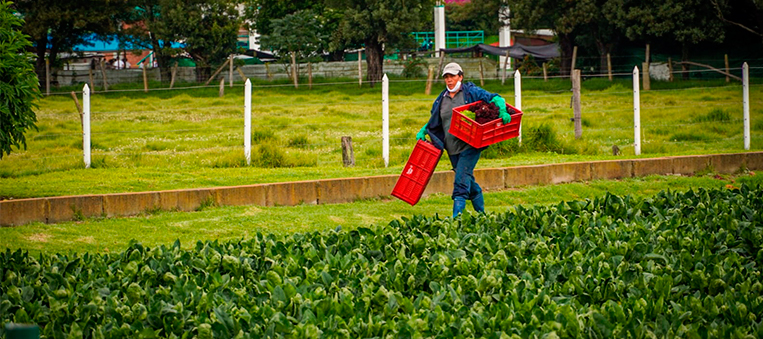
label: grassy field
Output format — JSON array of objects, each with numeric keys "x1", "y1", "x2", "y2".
[
  {"x1": 1, "y1": 172, "x2": 759, "y2": 255},
  {"x1": 1, "y1": 75, "x2": 761, "y2": 199}
]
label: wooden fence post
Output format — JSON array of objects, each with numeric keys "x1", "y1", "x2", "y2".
[
  {"x1": 205, "y1": 59, "x2": 230, "y2": 86},
  {"x1": 99, "y1": 59, "x2": 109, "y2": 92},
  {"x1": 358, "y1": 50, "x2": 363, "y2": 88},
  {"x1": 308, "y1": 62, "x2": 313, "y2": 90},
  {"x1": 479, "y1": 60, "x2": 484, "y2": 87},
  {"x1": 642, "y1": 62, "x2": 651, "y2": 91},
  {"x1": 170, "y1": 63, "x2": 178, "y2": 88},
  {"x1": 219, "y1": 79, "x2": 225, "y2": 97},
  {"x1": 437, "y1": 51, "x2": 445, "y2": 83},
  {"x1": 725, "y1": 54, "x2": 730, "y2": 83},
  {"x1": 291, "y1": 51, "x2": 298, "y2": 89},
  {"x1": 607, "y1": 53, "x2": 612, "y2": 81},
  {"x1": 425, "y1": 66, "x2": 434, "y2": 95},
  {"x1": 543, "y1": 63, "x2": 548, "y2": 82},
  {"x1": 570, "y1": 46, "x2": 578, "y2": 78},
  {"x1": 70, "y1": 91, "x2": 83, "y2": 120},
  {"x1": 668, "y1": 58, "x2": 673, "y2": 82},
  {"x1": 142, "y1": 65, "x2": 148, "y2": 93},
  {"x1": 236, "y1": 67, "x2": 247, "y2": 82},
  {"x1": 341, "y1": 136, "x2": 355, "y2": 167},
  {"x1": 502, "y1": 50, "x2": 510, "y2": 85},
  {"x1": 573, "y1": 69, "x2": 582, "y2": 139},
  {"x1": 229, "y1": 54, "x2": 234, "y2": 88},
  {"x1": 88, "y1": 67, "x2": 94, "y2": 91}
]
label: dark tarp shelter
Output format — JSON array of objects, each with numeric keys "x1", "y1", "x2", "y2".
[{"x1": 442, "y1": 43, "x2": 560, "y2": 60}]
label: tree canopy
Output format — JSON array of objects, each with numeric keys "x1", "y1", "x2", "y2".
[
  {"x1": 327, "y1": 0, "x2": 434, "y2": 85},
  {"x1": 1, "y1": 0, "x2": 41, "y2": 159},
  {"x1": 13, "y1": 0, "x2": 130, "y2": 85},
  {"x1": 259, "y1": 9, "x2": 326, "y2": 62}
]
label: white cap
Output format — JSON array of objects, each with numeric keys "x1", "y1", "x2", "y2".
[{"x1": 441, "y1": 62, "x2": 463, "y2": 76}]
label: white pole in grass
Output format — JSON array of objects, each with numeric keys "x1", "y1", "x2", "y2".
[
  {"x1": 244, "y1": 79, "x2": 252, "y2": 165},
  {"x1": 514, "y1": 70, "x2": 522, "y2": 143},
  {"x1": 382, "y1": 74, "x2": 389, "y2": 167},
  {"x1": 633, "y1": 66, "x2": 641, "y2": 156},
  {"x1": 83, "y1": 84, "x2": 91, "y2": 168},
  {"x1": 743, "y1": 62, "x2": 750, "y2": 150}
]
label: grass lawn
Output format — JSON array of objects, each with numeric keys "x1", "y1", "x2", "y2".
[
  {"x1": 1, "y1": 76, "x2": 762, "y2": 198},
  {"x1": 2, "y1": 172, "x2": 759, "y2": 255}
]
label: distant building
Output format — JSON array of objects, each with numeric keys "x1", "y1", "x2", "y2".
[{"x1": 511, "y1": 29, "x2": 555, "y2": 46}]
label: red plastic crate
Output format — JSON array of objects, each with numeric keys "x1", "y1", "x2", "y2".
[
  {"x1": 391, "y1": 140, "x2": 443, "y2": 206},
  {"x1": 449, "y1": 101, "x2": 523, "y2": 148}
]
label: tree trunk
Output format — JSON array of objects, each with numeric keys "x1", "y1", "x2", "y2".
[
  {"x1": 196, "y1": 65, "x2": 211, "y2": 83},
  {"x1": 594, "y1": 34, "x2": 615, "y2": 75},
  {"x1": 558, "y1": 33, "x2": 574, "y2": 77},
  {"x1": 35, "y1": 37, "x2": 47, "y2": 88},
  {"x1": 364, "y1": 38, "x2": 384, "y2": 87}
]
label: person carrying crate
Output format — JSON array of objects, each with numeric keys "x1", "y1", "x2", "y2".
[{"x1": 416, "y1": 62, "x2": 511, "y2": 218}]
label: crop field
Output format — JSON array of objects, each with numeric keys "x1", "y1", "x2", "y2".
[
  {"x1": 1, "y1": 77, "x2": 762, "y2": 198},
  {"x1": 1, "y1": 184, "x2": 762, "y2": 338}
]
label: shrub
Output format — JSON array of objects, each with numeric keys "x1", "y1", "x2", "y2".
[
  {"x1": 252, "y1": 129, "x2": 277, "y2": 143},
  {"x1": 669, "y1": 132, "x2": 712, "y2": 142},
  {"x1": 0, "y1": 1, "x2": 41, "y2": 159},
  {"x1": 695, "y1": 108, "x2": 731, "y2": 123},
  {"x1": 400, "y1": 58, "x2": 428, "y2": 78},
  {"x1": 253, "y1": 143, "x2": 287, "y2": 168},
  {"x1": 288, "y1": 135, "x2": 309, "y2": 149},
  {"x1": 482, "y1": 139, "x2": 520, "y2": 159},
  {"x1": 524, "y1": 123, "x2": 566, "y2": 153}
]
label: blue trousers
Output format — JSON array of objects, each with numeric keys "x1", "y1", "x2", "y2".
[{"x1": 448, "y1": 147, "x2": 483, "y2": 201}]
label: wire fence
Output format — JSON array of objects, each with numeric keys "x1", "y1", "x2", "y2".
[{"x1": 5, "y1": 66, "x2": 760, "y2": 171}]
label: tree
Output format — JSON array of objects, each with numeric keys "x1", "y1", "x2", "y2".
[
  {"x1": 327, "y1": 0, "x2": 434, "y2": 85},
  {"x1": 259, "y1": 9, "x2": 326, "y2": 78},
  {"x1": 166, "y1": 0, "x2": 241, "y2": 81},
  {"x1": 124, "y1": 0, "x2": 241, "y2": 81},
  {"x1": 260, "y1": 10, "x2": 325, "y2": 61},
  {"x1": 1, "y1": 0, "x2": 41, "y2": 159},
  {"x1": 13, "y1": 0, "x2": 129, "y2": 87},
  {"x1": 446, "y1": 0, "x2": 502, "y2": 34},
  {"x1": 125, "y1": 0, "x2": 241, "y2": 82},
  {"x1": 605, "y1": 0, "x2": 725, "y2": 78},
  {"x1": 711, "y1": 0, "x2": 763, "y2": 44},
  {"x1": 507, "y1": 0, "x2": 599, "y2": 76},
  {"x1": 243, "y1": 0, "x2": 349, "y2": 61}
]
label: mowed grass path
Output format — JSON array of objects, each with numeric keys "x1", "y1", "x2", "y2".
[
  {"x1": 1, "y1": 77, "x2": 762, "y2": 198},
  {"x1": 1, "y1": 173, "x2": 759, "y2": 255}
]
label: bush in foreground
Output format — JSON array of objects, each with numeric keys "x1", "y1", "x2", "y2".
[{"x1": 1, "y1": 185, "x2": 762, "y2": 338}]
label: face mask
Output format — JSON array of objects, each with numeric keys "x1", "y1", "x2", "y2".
[{"x1": 447, "y1": 81, "x2": 461, "y2": 93}]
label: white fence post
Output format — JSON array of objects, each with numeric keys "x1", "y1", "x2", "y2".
[
  {"x1": 244, "y1": 79, "x2": 252, "y2": 165},
  {"x1": 382, "y1": 74, "x2": 389, "y2": 167},
  {"x1": 743, "y1": 62, "x2": 750, "y2": 150},
  {"x1": 633, "y1": 66, "x2": 641, "y2": 156},
  {"x1": 83, "y1": 84, "x2": 91, "y2": 168},
  {"x1": 514, "y1": 70, "x2": 522, "y2": 143}
]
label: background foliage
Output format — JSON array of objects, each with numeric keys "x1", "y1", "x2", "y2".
[{"x1": 0, "y1": 0, "x2": 41, "y2": 159}]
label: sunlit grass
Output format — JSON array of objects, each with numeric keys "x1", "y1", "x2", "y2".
[
  {"x1": 2, "y1": 172, "x2": 759, "y2": 255},
  {"x1": 1, "y1": 77, "x2": 761, "y2": 197}
]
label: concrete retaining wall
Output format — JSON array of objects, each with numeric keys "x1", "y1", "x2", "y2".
[{"x1": 2, "y1": 152, "x2": 760, "y2": 226}]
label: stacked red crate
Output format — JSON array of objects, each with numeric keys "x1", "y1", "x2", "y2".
[{"x1": 391, "y1": 140, "x2": 443, "y2": 206}]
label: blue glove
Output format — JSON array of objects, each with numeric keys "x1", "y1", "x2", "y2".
[
  {"x1": 416, "y1": 124, "x2": 428, "y2": 141},
  {"x1": 490, "y1": 96, "x2": 511, "y2": 124}
]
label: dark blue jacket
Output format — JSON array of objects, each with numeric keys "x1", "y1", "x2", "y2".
[{"x1": 426, "y1": 81, "x2": 499, "y2": 150}]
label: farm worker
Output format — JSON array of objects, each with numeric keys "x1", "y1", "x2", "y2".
[{"x1": 416, "y1": 62, "x2": 511, "y2": 218}]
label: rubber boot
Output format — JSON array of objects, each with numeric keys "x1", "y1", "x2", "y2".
[
  {"x1": 452, "y1": 197, "x2": 467, "y2": 218},
  {"x1": 471, "y1": 194, "x2": 485, "y2": 213}
]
